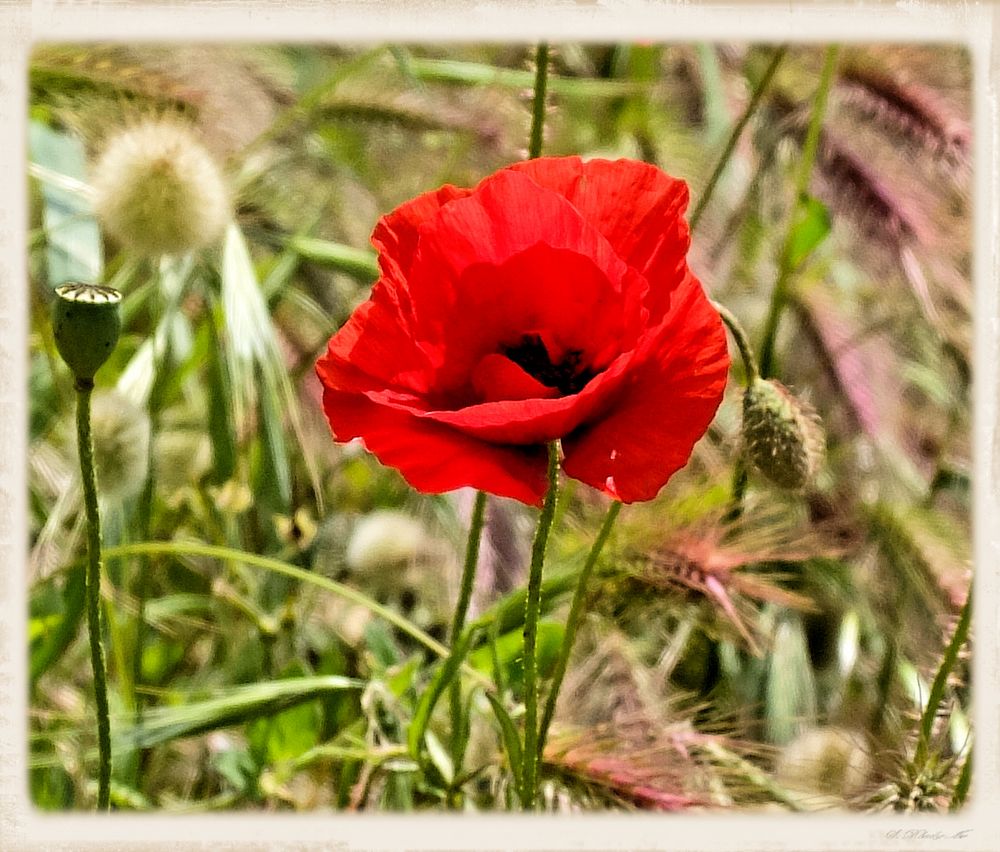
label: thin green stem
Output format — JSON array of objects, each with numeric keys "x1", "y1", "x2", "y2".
[
  {"x1": 528, "y1": 43, "x2": 550, "y2": 160},
  {"x1": 537, "y1": 500, "x2": 621, "y2": 762},
  {"x1": 448, "y1": 490, "x2": 488, "y2": 799},
  {"x1": 727, "y1": 461, "x2": 749, "y2": 520},
  {"x1": 76, "y1": 378, "x2": 112, "y2": 811},
  {"x1": 950, "y1": 745, "x2": 972, "y2": 811},
  {"x1": 689, "y1": 46, "x2": 788, "y2": 234},
  {"x1": 914, "y1": 590, "x2": 972, "y2": 769},
  {"x1": 712, "y1": 299, "x2": 760, "y2": 385},
  {"x1": 758, "y1": 45, "x2": 839, "y2": 379},
  {"x1": 520, "y1": 442, "x2": 560, "y2": 810},
  {"x1": 718, "y1": 300, "x2": 759, "y2": 516},
  {"x1": 450, "y1": 491, "x2": 488, "y2": 644}
]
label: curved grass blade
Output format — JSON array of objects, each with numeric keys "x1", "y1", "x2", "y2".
[
  {"x1": 485, "y1": 691, "x2": 523, "y2": 785},
  {"x1": 116, "y1": 675, "x2": 363, "y2": 750},
  {"x1": 102, "y1": 540, "x2": 490, "y2": 689}
]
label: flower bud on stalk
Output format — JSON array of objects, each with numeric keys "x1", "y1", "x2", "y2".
[
  {"x1": 50, "y1": 281, "x2": 123, "y2": 810},
  {"x1": 741, "y1": 377, "x2": 825, "y2": 490}
]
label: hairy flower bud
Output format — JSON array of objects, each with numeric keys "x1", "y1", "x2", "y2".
[
  {"x1": 91, "y1": 119, "x2": 230, "y2": 257},
  {"x1": 742, "y1": 378, "x2": 824, "y2": 490},
  {"x1": 51, "y1": 282, "x2": 122, "y2": 380}
]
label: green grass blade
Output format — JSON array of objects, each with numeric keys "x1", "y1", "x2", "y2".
[
  {"x1": 29, "y1": 565, "x2": 86, "y2": 684},
  {"x1": 116, "y1": 675, "x2": 364, "y2": 750},
  {"x1": 287, "y1": 235, "x2": 379, "y2": 282},
  {"x1": 407, "y1": 57, "x2": 647, "y2": 98},
  {"x1": 914, "y1": 591, "x2": 972, "y2": 768},
  {"x1": 102, "y1": 540, "x2": 490, "y2": 689},
  {"x1": 485, "y1": 691, "x2": 523, "y2": 784}
]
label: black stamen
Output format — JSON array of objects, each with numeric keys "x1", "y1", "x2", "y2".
[{"x1": 503, "y1": 333, "x2": 597, "y2": 396}]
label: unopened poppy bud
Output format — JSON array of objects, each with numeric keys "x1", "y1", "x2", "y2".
[
  {"x1": 91, "y1": 119, "x2": 230, "y2": 257},
  {"x1": 51, "y1": 282, "x2": 122, "y2": 380},
  {"x1": 741, "y1": 377, "x2": 824, "y2": 490}
]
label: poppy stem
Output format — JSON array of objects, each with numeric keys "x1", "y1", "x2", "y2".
[
  {"x1": 75, "y1": 378, "x2": 112, "y2": 811},
  {"x1": 520, "y1": 441, "x2": 560, "y2": 809},
  {"x1": 447, "y1": 489, "x2": 488, "y2": 802},
  {"x1": 712, "y1": 299, "x2": 759, "y2": 385},
  {"x1": 689, "y1": 45, "x2": 788, "y2": 234},
  {"x1": 536, "y1": 499, "x2": 621, "y2": 766},
  {"x1": 528, "y1": 43, "x2": 550, "y2": 160}
]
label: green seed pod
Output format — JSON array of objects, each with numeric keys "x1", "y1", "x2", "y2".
[
  {"x1": 51, "y1": 282, "x2": 123, "y2": 380},
  {"x1": 742, "y1": 377, "x2": 824, "y2": 490}
]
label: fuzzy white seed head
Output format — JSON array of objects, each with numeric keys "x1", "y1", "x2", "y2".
[
  {"x1": 91, "y1": 119, "x2": 230, "y2": 257},
  {"x1": 85, "y1": 390, "x2": 151, "y2": 504},
  {"x1": 776, "y1": 727, "x2": 871, "y2": 801},
  {"x1": 345, "y1": 510, "x2": 429, "y2": 577},
  {"x1": 343, "y1": 510, "x2": 453, "y2": 627}
]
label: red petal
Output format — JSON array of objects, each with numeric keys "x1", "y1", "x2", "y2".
[
  {"x1": 561, "y1": 279, "x2": 730, "y2": 503},
  {"x1": 371, "y1": 183, "x2": 472, "y2": 290},
  {"x1": 508, "y1": 157, "x2": 692, "y2": 319},
  {"x1": 316, "y1": 280, "x2": 433, "y2": 396},
  {"x1": 422, "y1": 346, "x2": 635, "y2": 444},
  {"x1": 472, "y1": 353, "x2": 560, "y2": 402},
  {"x1": 321, "y1": 388, "x2": 549, "y2": 505},
  {"x1": 403, "y1": 171, "x2": 648, "y2": 394}
]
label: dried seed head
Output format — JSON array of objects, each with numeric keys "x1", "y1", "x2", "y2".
[
  {"x1": 742, "y1": 377, "x2": 825, "y2": 490},
  {"x1": 91, "y1": 118, "x2": 230, "y2": 257},
  {"x1": 51, "y1": 282, "x2": 122, "y2": 380},
  {"x1": 775, "y1": 727, "x2": 871, "y2": 801},
  {"x1": 345, "y1": 510, "x2": 430, "y2": 575},
  {"x1": 837, "y1": 62, "x2": 970, "y2": 165}
]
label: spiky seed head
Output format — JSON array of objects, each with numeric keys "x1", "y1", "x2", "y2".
[
  {"x1": 83, "y1": 390, "x2": 151, "y2": 504},
  {"x1": 742, "y1": 377, "x2": 825, "y2": 490},
  {"x1": 51, "y1": 282, "x2": 122, "y2": 380},
  {"x1": 91, "y1": 118, "x2": 230, "y2": 257}
]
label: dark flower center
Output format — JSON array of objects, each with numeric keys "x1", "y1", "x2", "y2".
[{"x1": 502, "y1": 333, "x2": 597, "y2": 396}]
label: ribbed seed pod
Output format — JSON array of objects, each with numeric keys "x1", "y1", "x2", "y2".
[
  {"x1": 51, "y1": 282, "x2": 122, "y2": 380},
  {"x1": 742, "y1": 377, "x2": 825, "y2": 490}
]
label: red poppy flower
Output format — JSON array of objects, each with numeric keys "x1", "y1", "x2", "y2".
[{"x1": 316, "y1": 156, "x2": 730, "y2": 506}]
